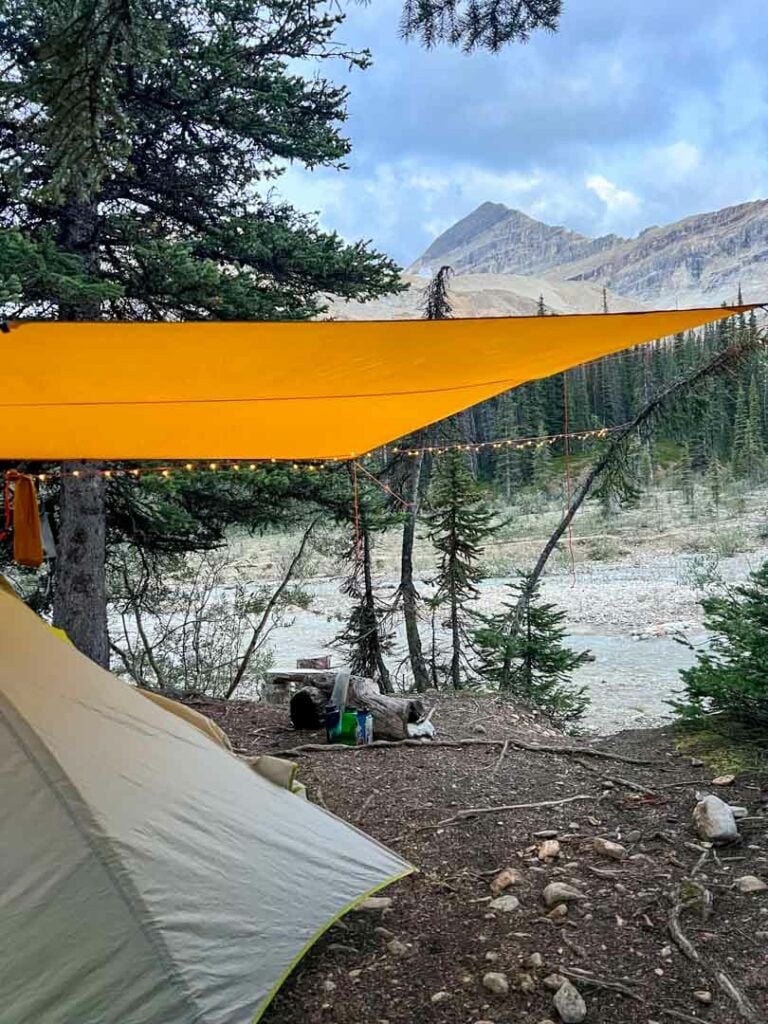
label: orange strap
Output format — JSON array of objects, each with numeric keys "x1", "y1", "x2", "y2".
[{"x1": 1, "y1": 470, "x2": 44, "y2": 568}]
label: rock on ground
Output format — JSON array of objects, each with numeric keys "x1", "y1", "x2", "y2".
[
  {"x1": 593, "y1": 837, "x2": 627, "y2": 860},
  {"x1": 693, "y1": 794, "x2": 740, "y2": 843},
  {"x1": 482, "y1": 972, "x2": 510, "y2": 996},
  {"x1": 553, "y1": 980, "x2": 587, "y2": 1023},
  {"x1": 489, "y1": 894, "x2": 520, "y2": 913},
  {"x1": 734, "y1": 875, "x2": 768, "y2": 893},
  {"x1": 490, "y1": 867, "x2": 523, "y2": 894},
  {"x1": 543, "y1": 882, "x2": 585, "y2": 907}
]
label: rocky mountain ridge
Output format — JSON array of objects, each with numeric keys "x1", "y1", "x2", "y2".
[{"x1": 411, "y1": 199, "x2": 768, "y2": 309}]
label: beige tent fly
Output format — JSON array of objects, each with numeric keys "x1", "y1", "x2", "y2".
[{"x1": 0, "y1": 589, "x2": 411, "y2": 1023}]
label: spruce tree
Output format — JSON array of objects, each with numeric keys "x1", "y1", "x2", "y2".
[
  {"x1": 426, "y1": 450, "x2": 496, "y2": 688},
  {"x1": 395, "y1": 266, "x2": 454, "y2": 693},
  {"x1": 677, "y1": 561, "x2": 768, "y2": 726},
  {"x1": 494, "y1": 392, "x2": 522, "y2": 502},
  {"x1": 0, "y1": 1, "x2": 402, "y2": 663},
  {"x1": 678, "y1": 443, "x2": 696, "y2": 512},
  {"x1": 706, "y1": 456, "x2": 725, "y2": 515},
  {"x1": 334, "y1": 484, "x2": 396, "y2": 693},
  {"x1": 472, "y1": 574, "x2": 589, "y2": 723},
  {"x1": 401, "y1": 0, "x2": 561, "y2": 52}
]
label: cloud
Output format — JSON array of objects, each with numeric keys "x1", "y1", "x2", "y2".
[
  {"x1": 275, "y1": 0, "x2": 768, "y2": 264},
  {"x1": 585, "y1": 175, "x2": 641, "y2": 214}
]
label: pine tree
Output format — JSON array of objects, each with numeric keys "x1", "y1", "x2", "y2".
[
  {"x1": 402, "y1": 0, "x2": 561, "y2": 52},
  {"x1": 493, "y1": 392, "x2": 522, "y2": 502},
  {"x1": 676, "y1": 561, "x2": 768, "y2": 726},
  {"x1": 733, "y1": 376, "x2": 765, "y2": 481},
  {"x1": 335, "y1": 506, "x2": 396, "y2": 693},
  {"x1": 426, "y1": 450, "x2": 496, "y2": 688},
  {"x1": 0, "y1": 1, "x2": 402, "y2": 663},
  {"x1": 395, "y1": 266, "x2": 454, "y2": 693},
  {"x1": 471, "y1": 574, "x2": 589, "y2": 723},
  {"x1": 678, "y1": 443, "x2": 696, "y2": 512},
  {"x1": 531, "y1": 423, "x2": 552, "y2": 490}
]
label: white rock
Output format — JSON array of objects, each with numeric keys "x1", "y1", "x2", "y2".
[
  {"x1": 482, "y1": 972, "x2": 510, "y2": 996},
  {"x1": 712, "y1": 774, "x2": 735, "y2": 786},
  {"x1": 489, "y1": 894, "x2": 520, "y2": 913},
  {"x1": 355, "y1": 896, "x2": 393, "y2": 912},
  {"x1": 526, "y1": 952, "x2": 545, "y2": 969},
  {"x1": 431, "y1": 991, "x2": 451, "y2": 1004},
  {"x1": 694, "y1": 990, "x2": 713, "y2": 1004},
  {"x1": 693, "y1": 795, "x2": 739, "y2": 843},
  {"x1": 386, "y1": 939, "x2": 408, "y2": 957},
  {"x1": 734, "y1": 875, "x2": 768, "y2": 893},
  {"x1": 543, "y1": 882, "x2": 586, "y2": 907},
  {"x1": 553, "y1": 980, "x2": 587, "y2": 1023},
  {"x1": 593, "y1": 837, "x2": 627, "y2": 861},
  {"x1": 538, "y1": 840, "x2": 561, "y2": 860}
]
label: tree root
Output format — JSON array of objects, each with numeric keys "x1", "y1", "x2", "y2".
[
  {"x1": 429, "y1": 793, "x2": 593, "y2": 828},
  {"x1": 557, "y1": 966, "x2": 645, "y2": 1002},
  {"x1": 491, "y1": 738, "x2": 509, "y2": 772},
  {"x1": 715, "y1": 971, "x2": 766, "y2": 1024},
  {"x1": 666, "y1": 892, "x2": 765, "y2": 1023},
  {"x1": 603, "y1": 774, "x2": 661, "y2": 796},
  {"x1": 668, "y1": 901, "x2": 700, "y2": 962},
  {"x1": 277, "y1": 734, "x2": 661, "y2": 765},
  {"x1": 661, "y1": 1010, "x2": 712, "y2": 1024}
]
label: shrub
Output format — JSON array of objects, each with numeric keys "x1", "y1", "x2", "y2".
[
  {"x1": 471, "y1": 574, "x2": 590, "y2": 725},
  {"x1": 674, "y1": 561, "x2": 768, "y2": 726}
]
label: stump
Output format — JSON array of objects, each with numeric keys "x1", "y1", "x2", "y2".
[{"x1": 285, "y1": 671, "x2": 425, "y2": 740}]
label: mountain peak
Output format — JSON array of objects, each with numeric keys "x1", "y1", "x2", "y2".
[
  {"x1": 411, "y1": 198, "x2": 768, "y2": 309},
  {"x1": 418, "y1": 202, "x2": 513, "y2": 264},
  {"x1": 411, "y1": 203, "x2": 598, "y2": 278}
]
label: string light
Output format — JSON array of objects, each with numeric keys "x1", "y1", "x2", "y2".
[
  {"x1": 391, "y1": 424, "x2": 623, "y2": 458},
  {"x1": 15, "y1": 424, "x2": 624, "y2": 486}
]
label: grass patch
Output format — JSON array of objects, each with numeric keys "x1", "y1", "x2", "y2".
[{"x1": 675, "y1": 719, "x2": 768, "y2": 774}]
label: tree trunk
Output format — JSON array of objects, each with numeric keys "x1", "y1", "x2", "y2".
[
  {"x1": 361, "y1": 526, "x2": 393, "y2": 693},
  {"x1": 449, "y1": 514, "x2": 461, "y2": 689},
  {"x1": 400, "y1": 453, "x2": 431, "y2": 692},
  {"x1": 54, "y1": 199, "x2": 109, "y2": 666},
  {"x1": 53, "y1": 462, "x2": 109, "y2": 667}
]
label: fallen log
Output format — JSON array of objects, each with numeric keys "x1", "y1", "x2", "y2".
[{"x1": 286, "y1": 671, "x2": 424, "y2": 741}]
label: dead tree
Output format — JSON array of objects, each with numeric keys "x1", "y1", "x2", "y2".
[{"x1": 508, "y1": 333, "x2": 765, "y2": 646}]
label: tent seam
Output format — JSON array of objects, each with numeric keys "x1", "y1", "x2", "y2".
[{"x1": 0, "y1": 694, "x2": 208, "y2": 1024}]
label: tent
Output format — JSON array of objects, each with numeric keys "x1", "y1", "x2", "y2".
[
  {"x1": 0, "y1": 307, "x2": 755, "y2": 460},
  {"x1": 0, "y1": 305, "x2": 757, "y2": 1022},
  {"x1": 0, "y1": 589, "x2": 410, "y2": 1023}
]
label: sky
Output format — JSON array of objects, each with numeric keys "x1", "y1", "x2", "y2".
[{"x1": 277, "y1": 0, "x2": 768, "y2": 268}]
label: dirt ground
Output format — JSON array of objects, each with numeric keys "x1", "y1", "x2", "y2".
[{"x1": 188, "y1": 695, "x2": 768, "y2": 1024}]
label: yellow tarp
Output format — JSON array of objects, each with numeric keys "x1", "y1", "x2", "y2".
[{"x1": 3, "y1": 308, "x2": 755, "y2": 460}]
